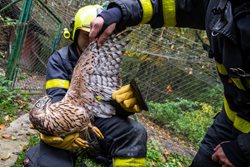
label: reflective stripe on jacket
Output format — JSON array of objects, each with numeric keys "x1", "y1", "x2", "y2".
[
  {"x1": 216, "y1": 62, "x2": 250, "y2": 133},
  {"x1": 45, "y1": 43, "x2": 79, "y2": 103}
]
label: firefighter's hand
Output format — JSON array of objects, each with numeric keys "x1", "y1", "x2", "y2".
[
  {"x1": 89, "y1": 16, "x2": 116, "y2": 46},
  {"x1": 40, "y1": 133, "x2": 89, "y2": 150},
  {"x1": 112, "y1": 84, "x2": 141, "y2": 113},
  {"x1": 211, "y1": 143, "x2": 235, "y2": 167}
]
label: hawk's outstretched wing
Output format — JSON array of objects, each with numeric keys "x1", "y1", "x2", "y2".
[{"x1": 29, "y1": 30, "x2": 131, "y2": 138}]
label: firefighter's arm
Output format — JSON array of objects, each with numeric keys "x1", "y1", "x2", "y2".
[
  {"x1": 90, "y1": 0, "x2": 161, "y2": 44},
  {"x1": 90, "y1": 0, "x2": 209, "y2": 43}
]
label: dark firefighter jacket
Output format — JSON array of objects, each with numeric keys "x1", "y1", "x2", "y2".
[
  {"x1": 100, "y1": 0, "x2": 250, "y2": 165},
  {"x1": 45, "y1": 43, "x2": 79, "y2": 103}
]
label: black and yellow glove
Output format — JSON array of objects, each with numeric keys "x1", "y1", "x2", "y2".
[
  {"x1": 112, "y1": 84, "x2": 141, "y2": 113},
  {"x1": 40, "y1": 133, "x2": 89, "y2": 150},
  {"x1": 112, "y1": 80, "x2": 148, "y2": 113}
]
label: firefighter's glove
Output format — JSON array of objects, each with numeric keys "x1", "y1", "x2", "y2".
[
  {"x1": 40, "y1": 133, "x2": 89, "y2": 150},
  {"x1": 112, "y1": 84, "x2": 142, "y2": 113}
]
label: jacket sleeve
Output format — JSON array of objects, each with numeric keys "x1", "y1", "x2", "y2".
[
  {"x1": 106, "y1": 0, "x2": 209, "y2": 29},
  {"x1": 237, "y1": 134, "x2": 250, "y2": 165},
  {"x1": 221, "y1": 134, "x2": 250, "y2": 166},
  {"x1": 45, "y1": 52, "x2": 70, "y2": 103}
]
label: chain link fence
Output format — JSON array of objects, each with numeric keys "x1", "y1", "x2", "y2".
[
  {"x1": 0, "y1": 0, "x2": 62, "y2": 94},
  {"x1": 0, "y1": 0, "x2": 223, "y2": 106},
  {"x1": 122, "y1": 26, "x2": 222, "y2": 106},
  {"x1": 0, "y1": 0, "x2": 22, "y2": 76}
]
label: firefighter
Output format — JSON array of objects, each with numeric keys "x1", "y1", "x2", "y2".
[
  {"x1": 24, "y1": 5, "x2": 147, "y2": 167},
  {"x1": 89, "y1": 0, "x2": 250, "y2": 167}
]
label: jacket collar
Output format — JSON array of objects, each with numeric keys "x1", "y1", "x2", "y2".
[{"x1": 68, "y1": 42, "x2": 80, "y2": 62}]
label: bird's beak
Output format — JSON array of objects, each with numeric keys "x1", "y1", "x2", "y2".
[{"x1": 44, "y1": 95, "x2": 52, "y2": 104}]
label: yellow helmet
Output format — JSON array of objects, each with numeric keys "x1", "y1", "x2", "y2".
[{"x1": 65, "y1": 5, "x2": 103, "y2": 40}]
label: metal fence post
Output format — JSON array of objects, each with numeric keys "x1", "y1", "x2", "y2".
[{"x1": 5, "y1": 0, "x2": 33, "y2": 82}]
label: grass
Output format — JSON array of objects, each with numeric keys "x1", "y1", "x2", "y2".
[
  {"x1": 146, "y1": 140, "x2": 192, "y2": 167},
  {"x1": 146, "y1": 99, "x2": 219, "y2": 148},
  {"x1": 0, "y1": 76, "x2": 31, "y2": 125}
]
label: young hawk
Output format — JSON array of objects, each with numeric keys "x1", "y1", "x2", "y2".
[{"x1": 29, "y1": 30, "x2": 131, "y2": 141}]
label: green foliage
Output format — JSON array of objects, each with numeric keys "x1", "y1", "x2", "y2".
[
  {"x1": 147, "y1": 140, "x2": 192, "y2": 167},
  {"x1": 17, "y1": 73, "x2": 29, "y2": 81},
  {"x1": 147, "y1": 99, "x2": 218, "y2": 147},
  {"x1": 0, "y1": 76, "x2": 30, "y2": 124},
  {"x1": 28, "y1": 135, "x2": 40, "y2": 147},
  {"x1": 146, "y1": 141, "x2": 166, "y2": 167},
  {"x1": 175, "y1": 103, "x2": 215, "y2": 145},
  {"x1": 76, "y1": 158, "x2": 104, "y2": 167},
  {"x1": 166, "y1": 153, "x2": 192, "y2": 167},
  {"x1": 0, "y1": 77, "x2": 18, "y2": 124},
  {"x1": 13, "y1": 151, "x2": 26, "y2": 167},
  {"x1": 0, "y1": 51, "x2": 7, "y2": 59},
  {"x1": 199, "y1": 84, "x2": 223, "y2": 109},
  {"x1": 0, "y1": 15, "x2": 17, "y2": 26},
  {"x1": 147, "y1": 99, "x2": 200, "y2": 127}
]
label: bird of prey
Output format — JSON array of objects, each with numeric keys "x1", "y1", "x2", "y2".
[{"x1": 29, "y1": 30, "x2": 131, "y2": 141}]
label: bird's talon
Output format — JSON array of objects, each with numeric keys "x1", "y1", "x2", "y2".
[
  {"x1": 75, "y1": 138, "x2": 90, "y2": 148},
  {"x1": 92, "y1": 126, "x2": 104, "y2": 139}
]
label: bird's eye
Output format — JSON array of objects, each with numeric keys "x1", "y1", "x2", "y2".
[{"x1": 35, "y1": 102, "x2": 41, "y2": 108}]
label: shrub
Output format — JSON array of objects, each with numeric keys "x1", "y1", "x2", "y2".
[
  {"x1": 175, "y1": 103, "x2": 215, "y2": 145},
  {"x1": 0, "y1": 76, "x2": 30, "y2": 124},
  {"x1": 147, "y1": 140, "x2": 192, "y2": 167},
  {"x1": 146, "y1": 99, "x2": 218, "y2": 147}
]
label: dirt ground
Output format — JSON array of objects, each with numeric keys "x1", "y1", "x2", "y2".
[
  {"x1": 0, "y1": 114, "x2": 37, "y2": 167},
  {"x1": 138, "y1": 113, "x2": 196, "y2": 157}
]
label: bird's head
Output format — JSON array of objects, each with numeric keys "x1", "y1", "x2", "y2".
[
  {"x1": 34, "y1": 95, "x2": 51, "y2": 109},
  {"x1": 29, "y1": 95, "x2": 52, "y2": 134},
  {"x1": 30, "y1": 95, "x2": 52, "y2": 116}
]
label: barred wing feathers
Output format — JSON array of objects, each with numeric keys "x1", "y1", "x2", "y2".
[{"x1": 29, "y1": 30, "x2": 131, "y2": 138}]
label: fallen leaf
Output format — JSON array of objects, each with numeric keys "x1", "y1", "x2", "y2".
[
  {"x1": 4, "y1": 115, "x2": 10, "y2": 122},
  {"x1": 0, "y1": 124, "x2": 5, "y2": 130},
  {"x1": 11, "y1": 136, "x2": 17, "y2": 140},
  {"x1": 1, "y1": 153, "x2": 11, "y2": 161},
  {"x1": 2, "y1": 134, "x2": 11, "y2": 139},
  {"x1": 29, "y1": 123, "x2": 34, "y2": 129},
  {"x1": 14, "y1": 99, "x2": 26, "y2": 109},
  {"x1": 162, "y1": 148, "x2": 170, "y2": 155}
]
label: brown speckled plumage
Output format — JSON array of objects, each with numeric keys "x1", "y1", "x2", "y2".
[{"x1": 29, "y1": 31, "x2": 130, "y2": 140}]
